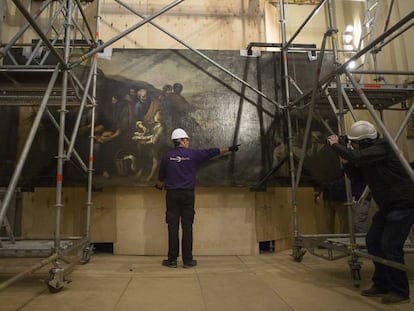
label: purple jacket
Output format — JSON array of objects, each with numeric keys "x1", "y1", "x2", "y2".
[{"x1": 158, "y1": 147, "x2": 220, "y2": 190}]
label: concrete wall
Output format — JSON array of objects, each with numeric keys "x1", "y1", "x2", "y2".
[{"x1": 4, "y1": 0, "x2": 414, "y2": 255}]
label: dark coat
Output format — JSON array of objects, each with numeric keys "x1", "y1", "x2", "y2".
[{"x1": 331, "y1": 138, "x2": 414, "y2": 212}]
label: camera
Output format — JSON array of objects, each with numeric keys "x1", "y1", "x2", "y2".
[{"x1": 338, "y1": 135, "x2": 349, "y2": 146}]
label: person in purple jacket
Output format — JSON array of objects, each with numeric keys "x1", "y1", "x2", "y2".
[{"x1": 155, "y1": 128, "x2": 239, "y2": 268}]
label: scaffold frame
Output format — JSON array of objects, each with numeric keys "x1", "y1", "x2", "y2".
[
  {"x1": 0, "y1": 0, "x2": 108, "y2": 292},
  {"x1": 269, "y1": 0, "x2": 414, "y2": 287}
]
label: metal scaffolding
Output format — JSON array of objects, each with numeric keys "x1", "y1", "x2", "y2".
[
  {"x1": 0, "y1": 0, "x2": 273, "y2": 292},
  {"x1": 267, "y1": 0, "x2": 414, "y2": 287},
  {"x1": 0, "y1": 0, "x2": 102, "y2": 292},
  {"x1": 1, "y1": 0, "x2": 269, "y2": 293}
]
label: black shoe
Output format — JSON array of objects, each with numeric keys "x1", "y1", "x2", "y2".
[
  {"x1": 381, "y1": 293, "x2": 410, "y2": 304},
  {"x1": 162, "y1": 259, "x2": 177, "y2": 268},
  {"x1": 183, "y1": 259, "x2": 197, "y2": 268},
  {"x1": 360, "y1": 285, "x2": 388, "y2": 297}
]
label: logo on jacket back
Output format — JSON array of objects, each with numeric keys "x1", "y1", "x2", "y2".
[{"x1": 170, "y1": 156, "x2": 190, "y2": 163}]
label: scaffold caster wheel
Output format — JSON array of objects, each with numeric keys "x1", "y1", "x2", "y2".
[
  {"x1": 292, "y1": 247, "x2": 306, "y2": 262},
  {"x1": 80, "y1": 244, "x2": 94, "y2": 264},
  {"x1": 45, "y1": 268, "x2": 64, "y2": 293}
]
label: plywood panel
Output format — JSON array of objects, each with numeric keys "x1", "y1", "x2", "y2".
[
  {"x1": 195, "y1": 188, "x2": 256, "y2": 255},
  {"x1": 113, "y1": 187, "x2": 257, "y2": 255},
  {"x1": 87, "y1": 188, "x2": 117, "y2": 242},
  {"x1": 255, "y1": 189, "x2": 290, "y2": 243},
  {"x1": 255, "y1": 187, "x2": 337, "y2": 245},
  {"x1": 21, "y1": 187, "x2": 86, "y2": 237},
  {"x1": 113, "y1": 187, "x2": 168, "y2": 255}
]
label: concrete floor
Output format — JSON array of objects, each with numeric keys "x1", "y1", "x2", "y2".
[{"x1": 0, "y1": 250, "x2": 413, "y2": 311}]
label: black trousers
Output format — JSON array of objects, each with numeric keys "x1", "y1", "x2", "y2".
[
  {"x1": 366, "y1": 208, "x2": 414, "y2": 298},
  {"x1": 165, "y1": 189, "x2": 195, "y2": 262}
]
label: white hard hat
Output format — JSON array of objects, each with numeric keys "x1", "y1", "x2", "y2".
[
  {"x1": 347, "y1": 120, "x2": 377, "y2": 141},
  {"x1": 171, "y1": 128, "x2": 189, "y2": 140}
]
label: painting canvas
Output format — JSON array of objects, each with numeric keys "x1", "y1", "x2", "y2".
[{"x1": 0, "y1": 49, "x2": 341, "y2": 188}]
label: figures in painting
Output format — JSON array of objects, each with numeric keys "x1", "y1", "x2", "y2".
[{"x1": 92, "y1": 81, "x2": 194, "y2": 183}]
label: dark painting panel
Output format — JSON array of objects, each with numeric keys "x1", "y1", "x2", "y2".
[
  {"x1": 90, "y1": 49, "x2": 340, "y2": 187},
  {"x1": 1, "y1": 49, "x2": 341, "y2": 188},
  {"x1": 91, "y1": 49, "x2": 279, "y2": 187}
]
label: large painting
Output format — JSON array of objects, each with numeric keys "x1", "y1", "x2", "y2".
[{"x1": 0, "y1": 49, "x2": 341, "y2": 188}]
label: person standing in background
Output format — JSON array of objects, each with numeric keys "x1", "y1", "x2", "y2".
[{"x1": 327, "y1": 120, "x2": 414, "y2": 305}]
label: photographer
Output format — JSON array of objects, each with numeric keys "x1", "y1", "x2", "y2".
[{"x1": 327, "y1": 120, "x2": 414, "y2": 305}]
